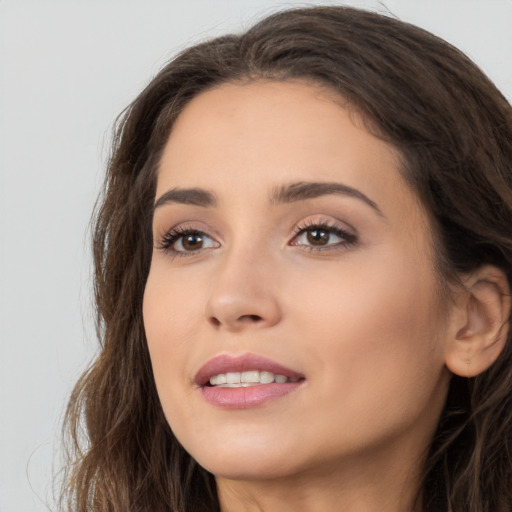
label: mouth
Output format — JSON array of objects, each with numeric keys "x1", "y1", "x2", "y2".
[
  {"x1": 195, "y1": 353, "x2": 305, "y2": 387},
  {"x1": 208, "y1": 370, "x2": 301, "y2": 387},
  {"x1": 195, "y1": 353, "x2": 306, "y2": 409}
]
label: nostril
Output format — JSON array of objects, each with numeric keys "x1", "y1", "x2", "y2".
[
  {"x1": 208, "y1": 314, "x2": 262, "y2": 328},
  {"x1": 209, "y1": 317, "x2": 221, "y2": 327},
  {"x1": 241, "y1": 314, "x2": 263, "y2": 322}
]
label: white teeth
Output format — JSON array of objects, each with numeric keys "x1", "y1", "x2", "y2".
[
  {"x1": 209, "y1": 370, "x2": 291, "y2": 387},
  {"x1": 226, "y1": 372, "x2": 241, "y2": 384},
  {"x1": 241, "y1": 370, "x2": 260, "y2": 383},
  {"x1": 260, "y1": 371, "x2": 274, "y2": 384},
  {"x1": 209, "y1": 374, "x2": 227, "y2": 386}
]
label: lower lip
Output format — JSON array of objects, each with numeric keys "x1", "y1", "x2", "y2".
[{"x1": 200, "y1": 382, "x2": 303, "y2": 409}]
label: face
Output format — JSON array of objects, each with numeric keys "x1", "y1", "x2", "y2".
[{"x1": 143, "y1": 81, "x2": 452, "y2": 482}]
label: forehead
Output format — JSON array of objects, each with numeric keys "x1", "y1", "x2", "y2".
[{"x1": 157, "y1": 80, "x2": 421, "y2": 222}]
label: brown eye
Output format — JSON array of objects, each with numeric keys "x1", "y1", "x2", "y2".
[
  {"x1": 181, "y1": 232, "x2": 204, "y2": 251},
  {"x1": 306, "y1": 229, "x2": 330, "y2": 245},
  {"x1": 291, "y1": 223, "x2": 356, "y2": 251},
  {"x1": 163, "y1": 230, "x2": 219, "y2": 253}
]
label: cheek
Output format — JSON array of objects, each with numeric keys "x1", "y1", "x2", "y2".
[
  {"x1": 143, "y1": 261, "x2": 203, "y2": 345},
  {"x1": 142, "y1": 265, "x2": 203, "y2": 406},
  {"x1": 287, "y1": 252, "x2": 448, "y2": 427},
  {"x1": 292, "y1": 253, "x2": 437, "y2": 335}
]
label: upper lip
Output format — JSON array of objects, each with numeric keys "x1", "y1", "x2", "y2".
[{"x1": 194, "y1": 353, "x2": 305, "y2": 386}]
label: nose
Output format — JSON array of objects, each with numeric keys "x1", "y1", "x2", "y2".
[{"x1": 204, "y1": 249, "x2": 282, "y2": 332}]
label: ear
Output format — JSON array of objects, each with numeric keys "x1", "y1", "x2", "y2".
[{"x1": 445, "y1": 265, "x2": 511, "y2": 377}]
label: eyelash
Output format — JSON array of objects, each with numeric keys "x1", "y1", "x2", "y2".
[
  {"x1": 291, "y1": 220, "x2": 357, "y2": 251},
  {"x1": 157, "y1": 225, "x2": 214, "y2": 257},
  {"x1": 157, "y1": 220, "x2": 357, "y2": 257}
]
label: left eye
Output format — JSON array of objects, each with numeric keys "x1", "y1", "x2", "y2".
[{"x1": 291, "y1": 225, "x2": 353, "y2": 248}]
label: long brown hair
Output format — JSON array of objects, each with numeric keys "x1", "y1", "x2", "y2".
[{"x1": 62, "y1": 6, "x2": 512, "y2": 511}]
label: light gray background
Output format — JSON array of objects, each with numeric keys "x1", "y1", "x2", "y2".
[{"x1": 1, "y1": 1, "x2": 511, "y2": 510}]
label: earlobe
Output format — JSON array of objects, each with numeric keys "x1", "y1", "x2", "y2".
[{"x1": 445, "y1": 266, "x2": 511, "y2": 378}]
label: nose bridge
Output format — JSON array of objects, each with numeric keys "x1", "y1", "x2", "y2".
[{"x1": 205, "y1": 235, "x2": 281, "y2": 331}]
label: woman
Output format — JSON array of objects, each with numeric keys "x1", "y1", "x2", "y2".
[{"x1": 62, "y1": 5, "x2": 512, "y2": 511}]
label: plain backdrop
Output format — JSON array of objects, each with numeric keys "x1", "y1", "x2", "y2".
[{"x1": 1, "y1": 1, "x2": 511, "y2": 510}]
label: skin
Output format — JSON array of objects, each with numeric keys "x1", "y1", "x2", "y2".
[{"x1": 143, "y1": 81, "x2": 458, "y2": 512}]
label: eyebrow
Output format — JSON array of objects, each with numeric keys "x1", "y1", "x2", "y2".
[
  {"x1": 153, "y1": 181, "x2": 383, "y2": 217},
  {"x1": 154, "y1": 187, "x2": 217, "y2": 210},
  {"x1": 271, "y1": 181, "x2": 383, "y2": 216}
]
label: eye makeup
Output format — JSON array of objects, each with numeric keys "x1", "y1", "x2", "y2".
[
  {"x1": 290, "y1": 219, "x2": 358, "y2": 252},
  {"x1": 155, "y1": 215, "x2": 358, "y2": 259}
]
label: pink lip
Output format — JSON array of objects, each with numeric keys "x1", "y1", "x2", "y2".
[{"x1": 194, "y1": 353, "x2": 305, "y2": 409}]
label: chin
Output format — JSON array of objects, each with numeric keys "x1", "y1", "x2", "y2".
[
  {"x1": 183, "y1": 435, "x2": 304, "y2": 481},
  {"x1": 198, "y1": 455, "x2": 299, "y2": 481}
]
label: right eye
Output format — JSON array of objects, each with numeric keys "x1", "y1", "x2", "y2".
[{"x1": 159, "y1": 229, "x2": 219, "y2": 254}]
